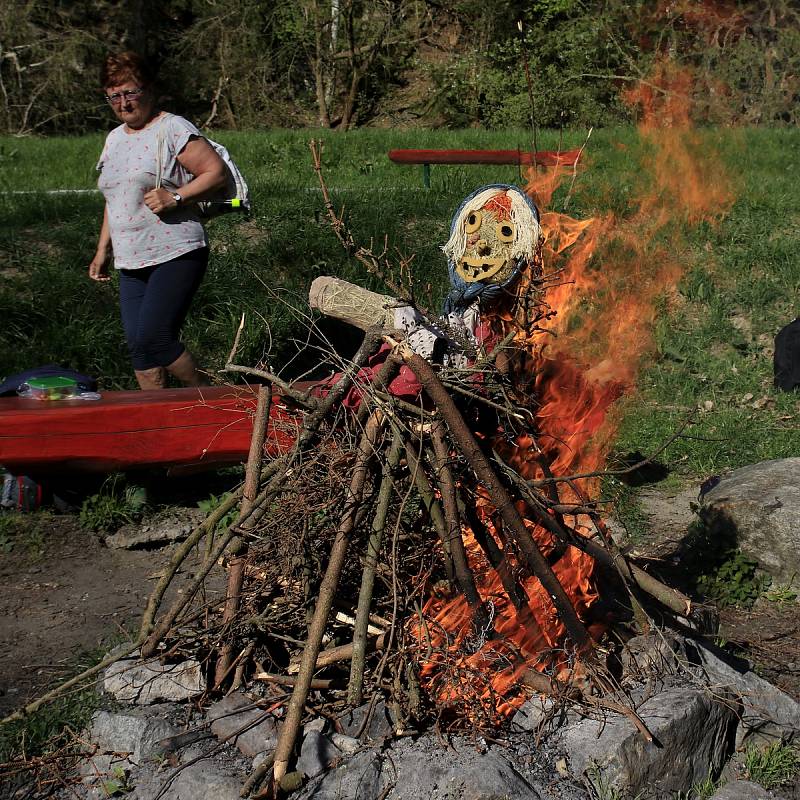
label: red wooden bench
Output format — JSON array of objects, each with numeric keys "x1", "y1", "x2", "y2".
[
  {"x1": 0, "y1": 385, "x2": 306, "y2": 475},
  {"x1": 388, "y1": 148, "x2": 582, "y2": 187}
]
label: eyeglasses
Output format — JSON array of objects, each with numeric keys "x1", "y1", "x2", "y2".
[{"x1": 105, "y1": 88, "x2": 144, "y2": 105}]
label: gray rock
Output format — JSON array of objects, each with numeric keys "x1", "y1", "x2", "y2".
[
  {"x1": 133, "y1": 759, "x2": 244, "y2": 800},
  {"x1": 511, "y1": 695, "x2": 559, "y2": 733},
  {"x1": 700, "y1": 458, "x2": 800, "y2": 586},
  {"x1": 337, "y1": 698, "x2": 396, "y2": 741},
  {"x1": 560, "y1": 688, "x2": 738, "y2": 799},
  {"x1": 620, "y1": 631, "x2": 683, "y2": 678},
  {"x1": 304, "y1": 716, "x2": 326, "y2": 734},
  {"x1": 297, "y1": 730, "x2": 341, "y2": 778},
  {"x1": 297, "y1": 736, "x2": 569, "y2": 800},
  {"x1": 710, "y1": 779, "x2": 773, "y2": 799},
  {"x1": 106, "y1": 508, "x2": 204, "y2": 549},
  {"x1": 90, "y1": 705, "x2": 179, "y2": 764},
  {"x1": 169, "y1": 760, "x2": 245, "y2": 800},
  {"x1": 682, "y1": 638, "x2": 800, "y2": 746},
  {"x1": 104, "y1": 657, "x2": 205, "y2": 704},
  {"x1": 330, "y1": 733, "x2": 361, "y2": 754},
  {"x1": 207, "y1": 692, "x2": 279, "y2": 757},
  {"x1": 78, "y1": 752, "x2": 133, "y2": 784},
  {"x1": 296, "y1": 749, "x2": 383, "y2": 799}
]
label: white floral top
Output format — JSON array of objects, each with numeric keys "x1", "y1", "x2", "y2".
[{"x1": 96, "y1": 113, "x2": 207, "y2": 270}]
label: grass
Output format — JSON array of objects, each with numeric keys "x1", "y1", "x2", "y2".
[
  {"x1": 0, "y1": 511, "x2": 51, "y2": 560},
  {"x1": 743, "y1": 741, "x2": 800, "y2": 790},
  {"x1": 0, "y1": 651, "x2": 103, "y2": 796},
  {"x1": 612, "y1": 128, "x2": 800, "y2": 476},
  {"x1": 0, "y1": 126, "x2": 798, "y2": 474},
  {"x1": 0, "y1": 124, "x2": 798, "y2": 795},
  {"x1": 78, "y1": 474, "x2": 148, "y2": 532}
]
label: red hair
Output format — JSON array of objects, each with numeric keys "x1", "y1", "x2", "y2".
[{"x1": 100, "y1": 51, "x2": 157, "y2": 89}]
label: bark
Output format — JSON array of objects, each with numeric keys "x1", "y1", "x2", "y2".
[
  {"x1": 430, "y1": 422, "x2": 491, "y2": 634},
  {"x1": 214, "y1": 383, "x2": 273, "y2": 688},
  {"x1": 348, "y1": 430, "x2": 402, "y2": 705},
  {"x1": 403, "y1": 438, "x2": 454, "y2": 583}
]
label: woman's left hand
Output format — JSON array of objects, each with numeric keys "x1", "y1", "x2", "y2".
[{"x1": 143, "y1": 187, "x2": 179, "y2": 215}]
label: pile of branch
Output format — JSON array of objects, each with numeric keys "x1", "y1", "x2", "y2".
[{"x1": 131, "y1": 301, "x2": 693, "y2": 795}]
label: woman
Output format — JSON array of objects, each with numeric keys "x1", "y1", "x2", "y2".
[{"x1": 88, "y1": 51, "x2": 227, "y2": 389}]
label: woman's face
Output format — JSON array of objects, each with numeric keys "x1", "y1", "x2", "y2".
[{"x1": 105, "y1": 80, "x2": 155, "y2": 129}]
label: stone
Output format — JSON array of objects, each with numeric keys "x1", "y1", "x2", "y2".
[
  {"x1": 104, "y1": 657, "x2": 205, "y2": 704},
  {"x1": 105, "y1": 508, "x2": 205, "y2": 549},
  {"x1": 296, "y1": 749, "x2": 382, "y2": 800},
  {"x1": 134, "y1": 758, "x2": 245, "y2": 800},
  {"x1": 700, "y1": 457, "x2": 800, "y2": 587},
  {"x1": 682, "y1": 638, "x2": 800, "y2": 747},
  {"x1": 90, "y1": 705, "x2": 179, "y2": 764},
  {"x1": 709, "y1": 779, "x2": 773, "y2": 799},
  {"x1": 304, "y1": 716, "x2": 326, "y2": 734},
  {"x1": 560, "y1": 688, "x2": 738, "y2": 799},
  {"x1": 296, "y1": 735, "x2": 580, "y2": 800},
  {"x1": 207, "y1": 692, "x2": 279, "y2": 757},
  {"x1": 511, "y1": 695, "x2": 559, "y2": 733},
  {"x1": 169, "y1": 760, "x2": 245, "y2": 800},
  {"x1": 78, "y1": 752, "x2": 132, "y2": 784},
  {"x1": 330, "y1": 732, "x2": 361, "y2": 754},
  {"x1": 337, "y1": 698, "x2": 396, "y2": 741},
  {"x1": 620, "y1": 631, "x2": 684, "y2": 678},
  {"x1": 297, "y1": 729, "x2": 341, "y2": 778}
]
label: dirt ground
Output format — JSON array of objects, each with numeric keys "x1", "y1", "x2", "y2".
[
  {"x1": 0, "y1": 482, "x2": 798, "y2": 724},
  {"x1": 0, "y1": 512, "x2": 217, "y2": 717}
]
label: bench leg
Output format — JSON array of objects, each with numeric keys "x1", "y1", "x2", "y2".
[{"x1": 423, "y1": 163, "x2": 431, "y2": 189}]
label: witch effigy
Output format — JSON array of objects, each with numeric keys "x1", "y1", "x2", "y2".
[{"x1": 309, "y1": 183, "x2": 548, "y2": 401}]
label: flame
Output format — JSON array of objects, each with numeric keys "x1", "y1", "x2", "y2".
[{"x1": 412, "y1": 57, "x2": 734, "y2": 723}]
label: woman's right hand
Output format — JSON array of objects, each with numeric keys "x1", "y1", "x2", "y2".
[{"x1": 88, "y1": 249, "x2": 111, "y2": 282}]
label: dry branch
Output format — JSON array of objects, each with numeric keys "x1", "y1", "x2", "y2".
[
  {"x1": 348, "y1": 429, "x2": 403, "y2": 705},
  {"x1": 272, "y1": 409, "x2": 386, "y2": 788},
  {"x1": 430, "y1": 422, "x2": 490, "y2": 634},
  {"x1": 215, "y1": 383, "x2": 273, "y2": 688}
]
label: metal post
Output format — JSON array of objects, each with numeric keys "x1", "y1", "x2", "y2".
[{"x1": 423, "y1": 163, "x2": 431, "y2": 189}]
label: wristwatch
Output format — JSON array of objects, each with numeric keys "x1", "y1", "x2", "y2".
[{"x1": 171, "y1": 192, "x2": 183, "y2": 206}]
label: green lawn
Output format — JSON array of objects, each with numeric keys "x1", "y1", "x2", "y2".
[{"x1": 0, "y1": 127, "x2": 797, "y2": 478}]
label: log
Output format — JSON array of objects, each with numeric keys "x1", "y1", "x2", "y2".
[
  {"x1": 215, "y1": 383, "x2": 273, "y2": 688},
  {"x1": 271, "y1": 409, "x2": 385, "y2": 788},
  {"x1": 348, "y1": 431, "x2": 402, "y2": 705},
  {"x1": 394, "y1": 340, "x2": 594, "y2": 657}
]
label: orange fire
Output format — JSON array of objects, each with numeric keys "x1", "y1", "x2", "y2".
[{"x1": 413, "y1": 58, "x2": 734, "y2": 722}]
